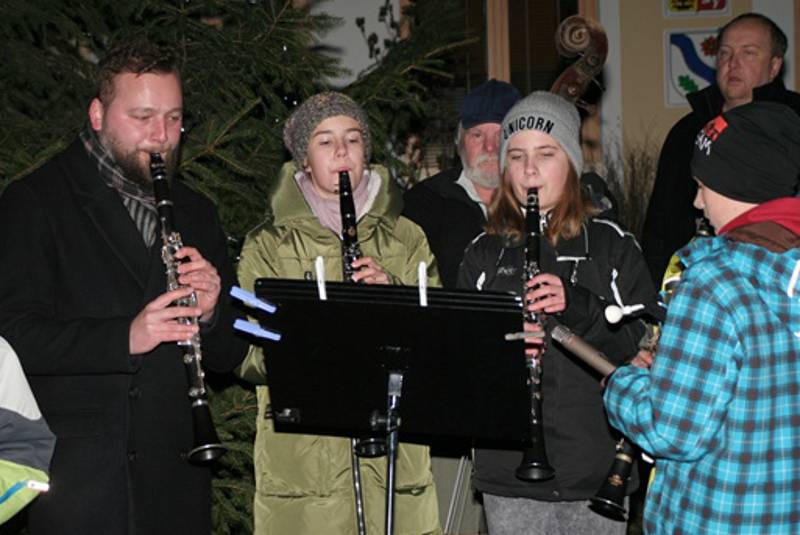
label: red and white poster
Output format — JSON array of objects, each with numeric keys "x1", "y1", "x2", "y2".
[{"x1": 665, "y1": 0, "x2": 729, "y2": 18}]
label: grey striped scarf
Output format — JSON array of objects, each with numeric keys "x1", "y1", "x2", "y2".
[{"x1": 80, "y1": 127, "x2": 158, "y2": 247}]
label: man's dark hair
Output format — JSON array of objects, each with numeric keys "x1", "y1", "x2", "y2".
[
  {"x1": 717, "y1": 12, "x2": 788, "y2": 58},
  {"x1": 96, "y1": 37, "x2": 180, "y2": 104}
]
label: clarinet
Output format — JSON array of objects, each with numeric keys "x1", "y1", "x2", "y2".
[
  {"x1": 150, "y1": 153, "x2": 226, "y2": 465},
  {"x1": 515, "y1": 187, "x2": 556, "y2": 481},
  {"x1": 586, "y1": 219, "x2": 711, "y2": 520},
  {"x1": 590, "y1": 438, "x2": 636, "y2": 521},
  {"x1": 550, "y1": 325, "x2": 634, "y2": 521},
  {"x1": 338, "y1": 170, "x2": 381, "y2": 535},
  {"x1": 340, "y1": 171, "x2": 363, "y2": 283}
]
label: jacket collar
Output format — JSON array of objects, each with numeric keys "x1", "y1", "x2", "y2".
[
  {"x1": 426, "y1": 167, "x2": 490, "y2": 214},
  {"x1": 61, "y1": 138, "x2": 156, "y2": 288},
  {"x1": 687, "y1": 77, "x2": 791, "y2": 122},
  {"x1": 502, "y1": 220, "x2": 590, "y2": 260},
  {"x1": 719, "y1": 198, "x2": 800, "y2": 253},
  {"x1": 679, "y1": 220, "x2": 800, "y2": 335},
  {"x1": 268, "y1": 161, "x2": 402, "y2": 240}
]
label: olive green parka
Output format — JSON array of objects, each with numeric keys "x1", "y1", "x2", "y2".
[{"x1": 237, "y1": 162, "x2": 441, "y2": 535}]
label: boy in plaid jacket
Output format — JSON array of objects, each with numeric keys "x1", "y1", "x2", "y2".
[{"x1": 604, "y1": 101, "x2": 800, "y2": 534}]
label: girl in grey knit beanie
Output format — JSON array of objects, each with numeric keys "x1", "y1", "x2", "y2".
[
  {"x1": 499, "y1": 91, "x2": 583, "y2": 175},
  {"x1": 283, "y1": 91, "x2": 372, "y2": 169},
  {"x1": 485, "y1": 90, "x2": 595, "y2": 244}
]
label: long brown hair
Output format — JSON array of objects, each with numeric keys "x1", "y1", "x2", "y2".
[{"x1": 485, "y1": 163, "x2": 597, "y2": 245}]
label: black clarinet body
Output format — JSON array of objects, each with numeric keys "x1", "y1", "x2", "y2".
[
  {"x1": 515, "y1": 187, "x2": 556, "y2": 482},
  {"x1": 589, "y1": 438, "x2": 635, "y2": 521},
  {"x1": 150, "y1": 153, "x2": 226, "y2": 465},
  {"x1": 338, "y1": 170, "x2": 382, "y2": 535},
  {"x1": 550, "y1": 325, "x2": 634, "y2": 521},
  {"x1": 340, "y1": 171, "x2": 363, "y2": 283},
  {"x1": 339, "y1": 171, "x2": 385, "y2": 461}
]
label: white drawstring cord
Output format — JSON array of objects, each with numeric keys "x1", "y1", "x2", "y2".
[{"x1": 605, "y1": 268, "x2": 645, "y2": 324}]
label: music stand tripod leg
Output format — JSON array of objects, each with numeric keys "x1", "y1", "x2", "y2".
[
  {"x1": 376, "y1": 370, "x2": 404, "y2": 535},
  {"x1": 350, "y1": 438, "x2": 368, "y2": 535}
]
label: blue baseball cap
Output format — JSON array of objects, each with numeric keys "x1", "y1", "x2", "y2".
[{"x1": 460, "y1": 79, "x2": 521, "y2": 129}]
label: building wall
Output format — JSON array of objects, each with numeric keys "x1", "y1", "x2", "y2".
[{"x1": 305, "y1": 0, "x2": 798, "y2": 180}]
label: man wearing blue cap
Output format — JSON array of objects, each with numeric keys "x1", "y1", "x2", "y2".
[{"x1": 404, "y1": 79, "x2": 521, "y2": 288}]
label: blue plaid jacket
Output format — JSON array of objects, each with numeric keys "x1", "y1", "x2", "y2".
[{"x1": 605, "y1": 235, "x2": 800, "y2": 535}]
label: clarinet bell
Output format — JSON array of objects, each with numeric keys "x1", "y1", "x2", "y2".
[
  {"x1": 187, "y1": 401, "x2": 227, "y2": 464},
  {"x1": 589, "y1": 493, "x2": 627, "y2": 522},
  {"x1": 515, "y1": 398, "x2": 555, "y2": 481},
  {"x1": 588, "y1": 439, "x2": 635, "y2": 521},
  {"x1": 515, "y1": 446, "x2": 555, "y2": 481}
]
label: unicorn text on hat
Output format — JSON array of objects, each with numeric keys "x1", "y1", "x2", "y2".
[{"x1": 503, "y1": 115, "x2": 555, "y2": 140}]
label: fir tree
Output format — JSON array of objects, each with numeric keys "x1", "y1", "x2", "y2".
[{"x1": 0, "y1": 1, "x2": 465, "y2": 533}]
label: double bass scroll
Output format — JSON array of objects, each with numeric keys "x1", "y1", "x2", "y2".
[{"x1": 550, "y1": 15, "x2": 608, "y2": 105}]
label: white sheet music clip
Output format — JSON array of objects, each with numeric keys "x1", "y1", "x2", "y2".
[
  {"x1": 315, "y1": 256, "x2": 327, "y2": 301},
  {"x1": 230, "y1": 286, "x2": 277, "y2": 314},
  {"x1": 418, "y1": 261, "x2": 428, "y2": 307}
]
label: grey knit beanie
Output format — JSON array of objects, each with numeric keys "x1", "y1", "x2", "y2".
[
  {"x1": 283, "y1": 91, "x2": 372, "y2": 168},
  {"x1": 499, "y1": 91, "x2": 583, "y2": 174}
]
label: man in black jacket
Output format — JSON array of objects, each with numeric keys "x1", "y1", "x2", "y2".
[
  {"x1": 641, "y1": 12, "x2": 800, "y2": 285},
  {"x1": 0, "y1": 38, "x2": 247, "y2": 534},
  {"x1": 403, "y1": 79, "x2": 521, "y2": 288}
]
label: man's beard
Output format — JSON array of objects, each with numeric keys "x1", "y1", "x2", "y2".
[
  {"x1": 100, "y1": 133, "x2": 179, "y2": 191},
  {"x1": 462, "y1": 153, "x2": 500, "y2": 189}
]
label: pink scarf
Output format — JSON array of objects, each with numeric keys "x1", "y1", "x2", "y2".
[{"x1": 297, "y1": 170, "x2": 372, "y2": 235}]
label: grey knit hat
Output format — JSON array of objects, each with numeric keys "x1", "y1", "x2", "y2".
[
  {"x1": 283, "y1": 91, "x2": 372, "y2": 168},
  {"x1": 499, "y1": 91, "x2": 583, "y2": 174}
]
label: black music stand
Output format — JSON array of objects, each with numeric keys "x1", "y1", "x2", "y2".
[{"x1": 253, "y1": 278, "x2": 530, "y2": 534}]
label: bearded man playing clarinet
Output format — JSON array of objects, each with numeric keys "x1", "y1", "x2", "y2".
[
  {"x1": 0, "y1": 37, "x2": 247, "y2": 534},
  {"x1": 604, "y1": 101, "x2": 800, "y2": 534}
]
